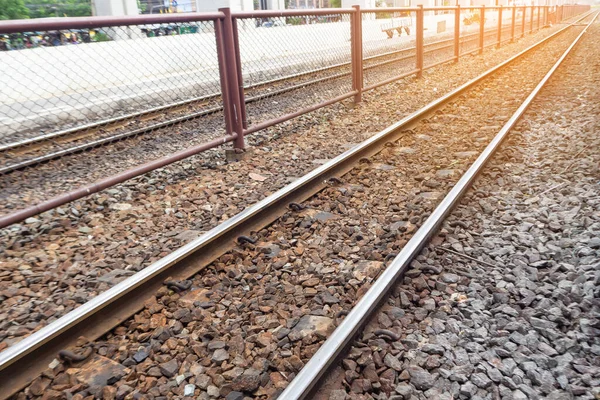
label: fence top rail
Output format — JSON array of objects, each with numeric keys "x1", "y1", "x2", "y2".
[
  {"x1": 0, "y1": 12, "x2": 224, "y2": 34},
  {"x1": 232, "y1": 8, "x2": 355, "y2": 18}
]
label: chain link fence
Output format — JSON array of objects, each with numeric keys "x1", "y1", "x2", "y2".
[
  {"x1": 0, "y1": 19, "x2": 226, "y2": 176},
  {"x1": 361, "y1": 10, "x2": 417, "y2": 89},
  {"x1": 483, "y1": 8, "x2": 499, "y2": 48},
  {"x1": 422, "y1": 9, "x2": 457, "y2": 69},
  {"x1": 458, "y1": 7, "x2": 482, "y2": 55},
  {"x1": 236, "y1": 12, "x2": 353, "y2": 129}
]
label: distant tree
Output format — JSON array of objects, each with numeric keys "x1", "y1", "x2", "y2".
[
  {"x1": 24, "y1": 0, "x2": 91, "y2": 18},
  {"x1": 137, "y1": 0, "x2": 147, "y2": 13},
  {"x1": 330, "y1": 0, "x2": 342, "y2": 7},
  {"x1": 0, "y1": 0, "x2": 30, "y2": 20}
]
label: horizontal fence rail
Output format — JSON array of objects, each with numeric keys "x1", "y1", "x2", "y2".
[{"x1": 0, "y1": 3, "x2": 591, "y2": 228}]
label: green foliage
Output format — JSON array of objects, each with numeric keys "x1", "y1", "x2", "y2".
[
  {"x1": 24, "y1": 0, "x2": 91, "y2": 18},
  {"x1": 287, "y1": 16, "x2": 303, "y2": 25},
  {"x1": 92, "y1": 31, "x2": 110, "y2": 42},
  {"x1": 0, "y1": 0, "x2": 30, "y2": 20},
  {"x1": 330, "y1": 0, "x2": 341, "y2": 7},
  {"x1": 376, "y1": 12, "x2": 392, "y2": 19}
]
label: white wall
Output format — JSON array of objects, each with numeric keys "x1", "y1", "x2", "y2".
[
  {"x1": 341, "y1": 0, "x2": 379, "y2": 8},
  {"x1": 267, "y1": 0, "x2": 286, "y2": 9},
  {"x1": 92, "y1": 0, "x2": 140, "y2": 16},
  {"x1": 195, "y1": 0, "x2": 255, "y2": 11}
]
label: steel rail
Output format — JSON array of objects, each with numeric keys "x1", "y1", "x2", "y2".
[
  {"x1": 0, "y1": 92, "x2": 221, "y2": 153},
  {"x1": 0, "y1": 26, "x2": 492, "y2": 156},
  {"x1": 0, "y1": 11, "x2": 592, "y2": 399},
  {"x1": 280, "y1": 10, "x2": 599, "y2": 400}
]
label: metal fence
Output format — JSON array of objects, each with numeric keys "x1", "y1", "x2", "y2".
[
  {"x1": 0, "y1": 21, "x2": 222, "y2": 138},
  {"x1": 0, "y1": 3, "x2": 591, "y2": 228},
  {"x1": 0, "y1": 13, "x2": 228, "y2": 175},
  {"x1": 235, "y1": 9, "x2": 354, "y2": 131},
  {"x1": 360, "y1": 9, "x2": 417, "y2": 90}
]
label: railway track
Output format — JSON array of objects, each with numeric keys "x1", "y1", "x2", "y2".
[
  {"x1": 0, "y1": 23, "x2": 532, "y2": 175},
  {"x1": 0, "y1": 10, "x2": 594, "y2": 399}
]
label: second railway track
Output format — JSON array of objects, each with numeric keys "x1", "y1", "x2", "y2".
[{"x1": 0, "y1": 10, "x2": 596, "y2": 400}]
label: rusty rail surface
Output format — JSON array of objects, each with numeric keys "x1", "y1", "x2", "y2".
[{"x1": 0, "y1": 4, "x2": 591, "y2": 229}]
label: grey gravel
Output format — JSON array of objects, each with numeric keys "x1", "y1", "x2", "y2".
[{"x1": 319, "y1": 18, "x2": 600, "y2": 400}]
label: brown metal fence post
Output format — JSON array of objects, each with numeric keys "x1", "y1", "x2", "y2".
[
  {"x1": 521, "y1": 6, "x2": 526, "y2": 37},
  {"x1": 497, "y1": 5, "x2": 503, "y2": 48},
  {"x1": 511, "y1": 6, "x2": 516, "y2": 42},
  {"x1": 454, "y1": 5, "x2": 460, "y2": 62},
  {"x1": 416, "y1": 5, "x2": 424, "y2": 78},
  {"x1": 219, "y1": 7, "x2": 245, "y2": 150},
  {"x1": 529, "y1": 5, "x2": 534, "y2": 33},
  {"x1": 479, "y1": 5, "x2": 485, "y2": 54},
  {"x1": 351, "y1": 5, "x2": 363, "y2": 104},
  {"x1": 215, "y1": 18, "x2": 235, "y2": 140},
  {"x1": 558, "y1": 5, "x2": 563, "y2": 22},
  {"x1": 232, "y1": 18, "x2": 247, "y2": 130}
]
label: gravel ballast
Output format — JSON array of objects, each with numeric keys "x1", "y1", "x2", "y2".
[
  {"x1": 9, "y1": 18, "x2": 598, "y2": 400},
  {"x1": 0, "y1": 18, "x2": 587, "y2": 353},
  {"x1": 318, "y1": 18, "x2": 600, "y2": 400}
]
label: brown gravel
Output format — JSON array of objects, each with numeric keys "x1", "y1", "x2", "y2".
[{"x1": 8, "y1": 17, "x2": 594, "y2": 400}]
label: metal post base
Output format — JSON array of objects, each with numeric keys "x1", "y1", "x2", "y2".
[{"x1": 225, "y1": 147, "x2": 252, "y2": 162}]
